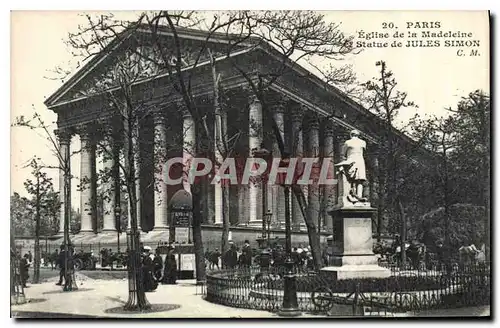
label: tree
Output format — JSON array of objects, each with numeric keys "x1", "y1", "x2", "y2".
[
  {"x1": 419, "y1": 116, "x2": 457, "y2": 256},
  {"x1": 14, "y1": 99, "x2": 78, "y2": 291},
  {"x1": 23, "y1": 157, "x2": 59, "y2": 283},
  {"x1": 11, "y1": 192, "x2": 34, "y2": 237},
  {"x1": 448, "y1": 91, "x2": 490, "y2": 258},
  {"x1": 408, "y1": 90, "x2": 490, "y2": 258},
  {"x1": 359, "y1": 60, "x2": 421, "y2": 241}
]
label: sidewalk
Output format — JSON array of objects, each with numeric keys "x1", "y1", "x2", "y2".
[
  {"x1": 11, "y1": 273, "x2": 490, "y2": 319},
  {"x1": 411, "y1": 306, "x2": 490, "y2": 317},
  {"x1": 10, "y1": 274, "x2": 303, "y2": 318}
]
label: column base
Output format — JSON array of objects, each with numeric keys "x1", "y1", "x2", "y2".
[
  {"x1": 79, "y1": 230, "x2": 95, "y2": 234},
  {"x1": 101, "y1": 229, "x2": 117, "y2": 233},
  {"x1": 152, "y1": 226, "x2": 168, "y2": 231},
  {"x1": 247, "y1": 220, "x2": 263, "y2": 228}
]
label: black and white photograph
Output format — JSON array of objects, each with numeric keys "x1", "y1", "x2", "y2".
[{"x1": 9, "y1": 9, "x2": 491, "y2": 319}]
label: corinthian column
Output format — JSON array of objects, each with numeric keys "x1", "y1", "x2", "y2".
[
  {"x1": 213, "y1": 105, "x2": 224, "y2": 225},
  {"x1": 307, "y1": 115, "x2": 321, "y2": 229},
  {"x1": 322, "y1": 121, "x2": 336, "y2": 233},
  {"x1": 56, "y1": 129, "x2": 71, "y2": 235},
  {"x1": 183, "y1": 107, "x2": 196, "y2": 194},
  {"x1": 153, "y1": 111, "x2": 168, "y2": 230},
  {"x1": 102, "y1": 138, "x2": 116, "y2": 232},
  {"x1": 134, "y1": 120, "x2": 142, "y2": 231},
  {"x1": 79, "y1": 126, "x2": 94, "y2": 233},
  {"x1": 290, "y1": 104, "x2": 304, "y2": 230},
  {"x1": 248, "y1": 95, "x2": 263, "y2": 225},
  {"x1": 273, "y1": 103, "x2": 286, "y2": 227}
]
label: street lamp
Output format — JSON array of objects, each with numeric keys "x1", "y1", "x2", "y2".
[
  {"x1": 114, "y1": 205, "x2": 122, "y2": 254},
  {"x1": 264, "y1": 210, "x2": 272, "y2": 246},
  {"x1": 278, "y1": 154, "x2": 301, "y2": 317}
]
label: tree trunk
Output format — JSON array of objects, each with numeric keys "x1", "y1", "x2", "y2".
[
  {"x1": 398, "y1": 199, "x2": 406, "y2": 269},
  {"x1": 33, "y1": 176, "x2": 41, "y2": 284},
  {"x1": 191, "y1": 181, "x2": 206, "y2": 283},
  {"x1": 211, "y1": 56, "x2": 231, "y2": 257},
  {"x1": 221, "y1": 185, "x2": 230, "y2": 257},
  {"x1": 291, "y1": 184, "x2": 323, "y2": 270},
  {"x1": 10, "y1": 213, "x2": 16, "y2": 297}
]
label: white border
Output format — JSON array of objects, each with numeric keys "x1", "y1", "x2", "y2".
[{"x1": 3, "y1": 2, "x2": 498, "y2": 327}]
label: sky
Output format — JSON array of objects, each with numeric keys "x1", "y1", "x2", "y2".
[{"x1": 10, "y1": 10, "x2": 490, "y2": 210}]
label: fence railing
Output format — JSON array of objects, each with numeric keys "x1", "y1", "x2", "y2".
[{"x1": 204, "y1": 263, "x2": 491, "y2": 316}]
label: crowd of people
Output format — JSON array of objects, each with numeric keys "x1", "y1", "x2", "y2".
[{"x1": 205, "y1": 240, "x2": 316, "y2": 272}]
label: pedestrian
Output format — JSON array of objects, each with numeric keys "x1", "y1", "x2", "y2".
[
  {"x1": 241, "y1": 240, "x2": 253, "y2": 268},
  {"x1": 223, "y1": 243, "x2": 238, "y2": 269},
  {"x1": 56, "y1": 247, "x2": 66, "y2": 286},
  {"x1": 142, "y1": 246, "x2": 158, "y2": 292},
  {"x1": 210, "y1": 248, "x2": 221, "y2": 270},
  {"x1": 153, "y1": 248, "x2": 163, "y2": 282},
  {"x1": 163, "y1": 246, "x2": 177, "y2": 284},
  {"x1": 27, "y1": 251, "x2": 33, "y2": 264},
  {"x1": 63, "y1": 247, "x2": 76, "y2": 291},
  {"x1": 20, "y1": 254, "x2": 30, "y2": 288}
]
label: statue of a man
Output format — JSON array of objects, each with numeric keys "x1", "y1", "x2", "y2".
[{"x1": 335, "y1": 129, "x2": 367, "y2": 203}]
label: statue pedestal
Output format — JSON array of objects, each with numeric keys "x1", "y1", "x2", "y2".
[{"x1": 321, "y1": 206, "x2": 390, "y2": 280}]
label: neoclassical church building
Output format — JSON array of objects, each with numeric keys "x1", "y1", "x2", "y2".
[{"x1": 44, "y1": 24, "x2": 418, "y2": 246}]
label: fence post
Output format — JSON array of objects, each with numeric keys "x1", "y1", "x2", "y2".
[{"x1": 352, "y1": 283, "x2": 364, "y2": 316}]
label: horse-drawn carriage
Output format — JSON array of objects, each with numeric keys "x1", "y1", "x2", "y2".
[
  {"x1": 99, "y1": 249, "x2": 128, "y2": 269},
  {"x1": 73, "y1": 250, "x2": 98, "y2": 270}
]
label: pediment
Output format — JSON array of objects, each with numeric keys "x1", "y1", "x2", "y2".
[{"x1": 45, "y1": 27, "x2": 250, "y2": 108}]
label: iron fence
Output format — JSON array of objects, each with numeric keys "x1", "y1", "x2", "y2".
[{"x1": 204, "y1": 263, "x2": 490, "y2": 316}]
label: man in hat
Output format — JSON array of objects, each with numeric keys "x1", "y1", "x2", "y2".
[
  {"x1": 223, "y1": 242, "x2": 238, "y2": 269},
  {"x1": 56, "y1": 246, "x2": 66, "y2": 286},
  {"x1": 240, "y1": 240, "x2": 253, "y2": 268},
  {"x1": 141, "y1": 246, "x2": 157, "y2": 291},
  {"x1": 163, "y1": 245, "x2": 177, "y2": 284},
  {"x1": 210, "y1": 248, "x2": 221, "y2": 270},
  {"x1": 153, "y1": 248, "x2": 164, "y2": 282}
]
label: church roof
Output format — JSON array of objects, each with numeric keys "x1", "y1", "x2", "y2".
[{"x1": 43, "y1": 23, "x2": 430, "y2": 156}]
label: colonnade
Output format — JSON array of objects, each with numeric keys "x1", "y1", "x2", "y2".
[{"x1": 55, "y1": 93, "x2": 376, "y2": 235}]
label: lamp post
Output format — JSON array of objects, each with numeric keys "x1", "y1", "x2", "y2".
[
  {"x1": 114, "y1": 205, "x2": 121, "y2": 253},
  {"x1": 264, "y1": 210, "x2": 272, "y2": 246},
  {"x1": 278, "y1": 155, "x2": 301, "y2": 317}
]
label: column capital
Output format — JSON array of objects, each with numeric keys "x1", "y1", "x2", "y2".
[
  {"x1": 290, "y1": 102, "x2": 304, "y2": 123},
  {"x1": 152, "y1": 110, "x2": 166, "y2": 124},
  {"x1": 323, "y1": 120, "x2": 335, "y2": 138},
  {"x1": 306, "y1": 114, "x2": 320, "y2": 131},
  {"x1": 54, "y1": 128, "x2": 72, "y2": 143},
  {"x1": 249, "y1": 94, "x2": 261, "y2": 106},
  {"x1": 76, "y1": 123, "x2": 92, "y2": 141},
  {"x1": 336, "y1": 128, "x2": 350, "y2": 143},
  {"x1": 175, "y1": 101, "x2": 193, "y2": 119},
  {"x1": 272, "y1": 100, "x2": 286, "y2": 115}
]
